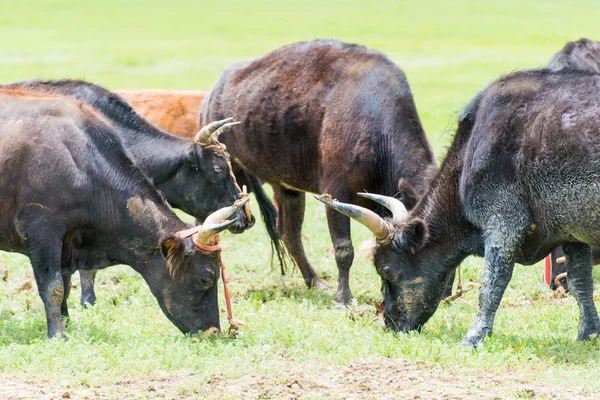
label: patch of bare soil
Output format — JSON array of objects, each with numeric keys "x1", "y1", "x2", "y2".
[{"x1": 0, "y1": 357, "x2": 592, "y2": 399}]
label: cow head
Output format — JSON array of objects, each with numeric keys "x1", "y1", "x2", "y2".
[
  {"x1": 162, "y1": 118, "x2": 254, "y2": 233},
  {"x1": 143, "y1": 199, "x2": 247, "y2": 335},
  {"x1": 317, "y1": 193, "x2": 452, "y2": 333}
]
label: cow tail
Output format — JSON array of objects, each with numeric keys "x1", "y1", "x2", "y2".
[{"x1": 245, "y1": 172, "x2": 290, "y2": 275}]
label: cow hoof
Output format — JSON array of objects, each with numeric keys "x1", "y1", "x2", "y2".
[
  {"x1": 461, "y1": 337, "x2": 480, "y2": 349},
  {"x1": 577, "y1": 330, "x2": 600, "y2": 341},
  {"x1": 334, "y1": 293, "x2": 352, "y2": 307},
  {"x1": 48, "y1": 331, "x2": 68, "y2": 341},
  {"x1": 313, "y1": 278, "x2": 330, "y2": 292},
  {"x1": 335, "y1": 301, "x2": 349, "y2": 309}
]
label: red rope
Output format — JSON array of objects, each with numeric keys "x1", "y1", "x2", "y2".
[{"x1": 175, "y1": 226, "x2": 245, "y2": 335}]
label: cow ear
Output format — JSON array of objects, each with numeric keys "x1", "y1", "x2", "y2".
[
  {"x1": 396, "y1": 179, "x2": 419, "y2": 210},
  {"x1": 184, "y1": 145, "x2": 202, "y2": 168},
  {"x1": 393, "y1": 218, "x2": 428, "y2": 253},
  {"x1": 160, "y1": 235, "x2": 191, "y2": 277}
]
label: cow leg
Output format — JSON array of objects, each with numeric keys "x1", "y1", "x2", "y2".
[
  {"x1": 324, "y1": 206, "x2": 354, "y2": 306},
  {"x1": 443, "y1": 270, "x2": 456, "y2": 298},
  {"x1": 61, "y1": 273, "x2": 71, "y2": 325},
  {"x1": 463, "y1": 243, "x2": 515, "y2": 348},
  {"x1": 79, "y1": 270, "x2": 97, "y2": 307},
  {"x1": 273, "y1": 186, "x2": 328, "y2": 290},
  {"x1": 28, "y1": 239, "x2": 66, "y2": 339},
  {"x1": 563, "y1": 242, "x2": 600, "y2": 340},
  {"x1": 550, "y1": 246, "x2": 568, "y2": 291}
]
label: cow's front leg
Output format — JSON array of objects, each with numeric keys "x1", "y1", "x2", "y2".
[
  {"x1": 563, "y1": 243, "x2": 600, "y2": 340},
  {"x1": 463, "y1": 244, "x2": 514, "y2": 348},
  {"x1": 325, "y1": 205, "x2": 354, "y2": 306},
  {"x1": 32, "y1": 261, "x2": 66, "y2": 339}
]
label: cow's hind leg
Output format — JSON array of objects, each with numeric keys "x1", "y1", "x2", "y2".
[
  {"x1": 61, "y1": 273, "x2": 71, "y2": 324},
  {"x1": 79, "y1": 270, "x2": 97, "y2": 306},
  {"x1": 324, "y1": 205, "x2": 354, "y2": 306},
  {"x1": 563, "y1": 242, "x2": 600, "y2": 340},
  {"x1": 273, "y1": 186, "x2": 328, "y2": 290}
]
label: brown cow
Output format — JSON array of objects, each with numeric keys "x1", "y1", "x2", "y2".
[
  {"x1": 199, "y1": 40, "x2": 437, "y2": 305},
  {"x1": 115, "y1": 90, "x2": 206, "y2": 138}
]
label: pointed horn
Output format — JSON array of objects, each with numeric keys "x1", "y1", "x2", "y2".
[
  {"x1": 314, "y1": 195, "x2": 392, "y2": 241},
  {"x1": 210, "y1": 121, "x2": 240, "y2": 142},
  {"x1": 358, "y1": 193, "x2": 408, "y2": 223},
  {"x1": 241, "y1": 185, "x2": 252, "y2": 222},
  {"x1": 204, "y1": 197, "x2": 249, "y2": 226},
  {"x1": 196, "y1": 219, "x2": 238, "y2": 245},
  {"x1": 195, "y1": 117, "x2": 234, "y2": 144}
]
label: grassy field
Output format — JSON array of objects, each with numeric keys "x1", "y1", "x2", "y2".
[{"x1": 2, "y1": 0, "x2": 600, "y2": 398}]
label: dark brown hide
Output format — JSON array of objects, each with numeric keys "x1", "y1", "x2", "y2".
[{"x1": 200, "y1": 39, "x2": 436, "y2": 304}]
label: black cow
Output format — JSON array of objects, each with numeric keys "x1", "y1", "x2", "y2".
[
  {"x1": 2, "y1": 79, "x2": 254, "y2": 306},
  {"x1": 0, "y1": 89, "x2": 245, "y2": 338},
  {"x1": 200, "y1": 39, "x2": 437, "y2": 305},
  {"x1": 319, "y1": 69, "x2": 600, "y2": 346}
]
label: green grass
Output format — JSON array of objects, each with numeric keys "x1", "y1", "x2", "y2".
[{"x1": 2, "y1": 0, "x2": 600, "y2": 397}]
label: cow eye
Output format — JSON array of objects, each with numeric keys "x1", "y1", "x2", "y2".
[
  {"x1": 200, "y1": 276, "x2": 214, "y2": 290},
  {"x1": 211, "y1": 166, "x2": 224, "y2": 176},
  {"x1": 378, "y1": 265, "x2": 391, "y2": 276}
]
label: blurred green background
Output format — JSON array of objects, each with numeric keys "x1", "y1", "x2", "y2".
[{"x1": 2, "y1": 0, "x2": 600, "y2": 397}]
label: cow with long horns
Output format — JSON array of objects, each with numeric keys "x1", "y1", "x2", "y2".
[
  {"x1": 0, "y1": 89, "x2": 246, "y2": 337},
  {"x1": 199, "y1": 39, "x2": 437, "y2": 305},
  {"x1": 319, "y1": 68, "x2": 600, "y2": 346},
  {"x1": 2, "y1": 80, "x2": 254, "y2": 307}
]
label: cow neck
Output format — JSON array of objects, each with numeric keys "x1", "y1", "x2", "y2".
[
  {"x1": 409, "y1": 148, "x2": 479, "y2": 270},
  {"x1": 112, "y1": 193, "x2": 186, "y2": 270},
  {"x1": 120, "y1": 126, "x2": 193, "y2": 186}
]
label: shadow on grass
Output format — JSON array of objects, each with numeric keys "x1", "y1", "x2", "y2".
[
  {"x1": 241, "y1": 280, "x2": 380, "y2": 302},
  {"x1": 241, "y1": 284, "x2": 334, "y2": 306}
]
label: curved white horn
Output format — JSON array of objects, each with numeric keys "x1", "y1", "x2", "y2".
[
  {"x1": 195, "y1": 117, "x2": 234, "y2": 145},
  {"x1": 358, "y1": 193, "x2": 408, "y2": 223},
  {"x1": 314, "y1": 195, "x2": 392, "y2": 241},
  {"x1": 196, "y1": 219, "x2": 238, "y2": 245},
  {"x1": 210, "y1": 121, "x2": 240, "y2": 141},
  {"x1": 203, "y1": 197, "x2": 250, "y2": 226}
]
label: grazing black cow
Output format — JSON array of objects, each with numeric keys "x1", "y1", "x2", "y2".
[
  {"x1": 200, "y1": 39, "x2": 436, "y2": 305},
  {"x1": 2, "y1": 79, "x2": 254, "y2": 306},
  {"x1": 0, "y1": 89, "x2": 245, "y2": 338},
  {"x1": 319, "y1": 69, "x2": 600, "y2": 346}
]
